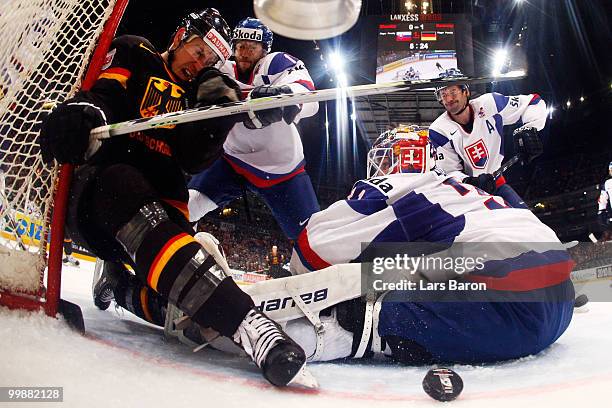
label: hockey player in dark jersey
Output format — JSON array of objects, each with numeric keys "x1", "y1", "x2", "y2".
[{"x1": 37, "y1": 9, "x2": 311, "y2": 387}]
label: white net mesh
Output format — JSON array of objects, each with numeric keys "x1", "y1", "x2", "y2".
[{"x1": 0, "y1": 0, "x2": 119, "y2": 294}]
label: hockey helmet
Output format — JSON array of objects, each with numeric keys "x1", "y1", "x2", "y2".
[
  {"x1": 434, "y1": 68, "x2": 469, "y2": 102},
  {"x1": 367, "y1": 125, "x2": 436, "y2": 178},
  {"x1": 233, "y1": 17, "x2": 273, "y2": 53},
  {"x1": 173, "y1": 8, "x2": 232, "y2": 68}
]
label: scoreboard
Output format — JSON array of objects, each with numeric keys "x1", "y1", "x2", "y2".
[{"x1": 375, "y1": 14, "x2": 462, "y2": 84}]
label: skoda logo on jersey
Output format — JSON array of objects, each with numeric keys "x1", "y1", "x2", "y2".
[
  {"x1": 465, "y1": 139, "x2": 489, "y2": 169},
  {"x1": 234, "y1": 27, "x2": 263, "y2": 42}
]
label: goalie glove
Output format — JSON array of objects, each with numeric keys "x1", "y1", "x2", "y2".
[
  {"x1": 243, "y1": 85, "x2": 301, "y2": 129},
  {"x1": 514, "y1": 126, "x2": 542, "y2": 164},
  {"x1": 463, "y1": 173, "x2": 496, "y2": 194},
  {"x1": 38, "y1": 101, "x2": 107, "y2": 164}
]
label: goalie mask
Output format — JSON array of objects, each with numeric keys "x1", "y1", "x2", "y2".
[{"x1": 367, "y1": 125, "x2": 436, "y2": 178}]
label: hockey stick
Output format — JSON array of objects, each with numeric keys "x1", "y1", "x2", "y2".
[
  {"x1": 492, "y1": 154, "x2": 521, "y2": 180},
  {"x1": 89, "y1": 71, "x2": 527, "y2": 140}
]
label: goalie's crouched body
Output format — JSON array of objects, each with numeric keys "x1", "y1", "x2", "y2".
[{"x1": 37, "y1": 9, "x2": 308, "y2": 388}]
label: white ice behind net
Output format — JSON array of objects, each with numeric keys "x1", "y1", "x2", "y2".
[{"x1": 0, "y1": 0, "x2": 118, "y2": 293}]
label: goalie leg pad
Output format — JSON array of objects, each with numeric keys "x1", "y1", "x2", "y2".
[
  {"x1": 242, "y1": 263, "x2": 365, "y2": 361},
  {"x1": 242, "y1": 263, "x2": 363, "y2": 322}
]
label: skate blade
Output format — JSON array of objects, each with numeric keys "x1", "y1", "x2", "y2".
[{"x1": 288, "y1": 366, "x2": 319, "y2": 389}]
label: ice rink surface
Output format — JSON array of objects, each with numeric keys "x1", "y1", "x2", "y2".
[{"x1": 2, "y1": 259, "x2": 612, "y2": 407}]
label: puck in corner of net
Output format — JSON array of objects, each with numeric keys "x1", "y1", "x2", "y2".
[
  {"x1": 422, "y1": 367, "x2": 463, "y2": 402},
  {"x1": 574, "y1": 294, "x2": 589, "y2": 308}
]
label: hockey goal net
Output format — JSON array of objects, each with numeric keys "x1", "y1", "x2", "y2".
[{"x1": 0, "y1": 0, "x2": 128, "y2": 316}]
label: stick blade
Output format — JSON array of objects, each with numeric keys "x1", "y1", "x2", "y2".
[{"x1": 58, "y1": 299, "x2": 85, "y2": 334}]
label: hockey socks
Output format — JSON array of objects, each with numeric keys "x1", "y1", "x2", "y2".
[
  {"x1": 113, "y1": 275, "x2": 167, "y2": 326},
  {"x1": 116, "y1": 202, "x2": 253, "y2": 336}
]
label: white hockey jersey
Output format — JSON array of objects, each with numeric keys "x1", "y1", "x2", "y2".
[
  {"x1": 220, "y1": 52, "x2": 319, "y2": 187},
  {"x1": 290, "y1": 172, "x2": 572, "y2": 290},
  {"x1": 429, "y1": 93, "x2": 547, "y2": 182},
  {"x1": 598, "y1": 178, "x2": 612, "y2": 212}
]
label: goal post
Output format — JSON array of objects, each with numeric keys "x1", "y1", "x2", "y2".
[{"x1": 0, "y1": 0, "x2": 129, "y2": 317}]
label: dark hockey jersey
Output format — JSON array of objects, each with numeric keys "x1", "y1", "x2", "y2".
[{"x1": 73, "y1": 35, "x2": 225, "y2": 216}]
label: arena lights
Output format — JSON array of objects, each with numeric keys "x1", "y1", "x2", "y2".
[
  {"x1": 547, "y1": 106, "x2": 554, "y2": 119},
  {"x1": 491, "y1": 48, "x2": 508, "y2": 76},
  {"x1": 327, "y1": 51, "x2": 345, "y2": 73},
  {"x1": 566, "y1": 100, "x2": 571, "y2": 108},
  {"x1": 504, "y1": 69, "x2": 526, "y2": 77},
  {"x1": 326, "y1": 50, "x2": 349, "y2": 87}
]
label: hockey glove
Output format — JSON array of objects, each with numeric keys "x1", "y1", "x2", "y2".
[
  {"x1": 463, "y1": 173, "x2": 496, "y2": 194},
  {"x1": 192, "y1": 68, "x2": 241, "y2": 108},
  {"x1": 243, "y1": 85, "x2": 297, "y2": 129},
  {"x1": 38, "y1": 101, "x2": 107, "y2": 164},
  {"x1": 250, "y1": 84, "x2": 302, "y2": 124},
  {"x1": 514, "y1": 126, "x2": 542, "y2": 164},
  {"x1": 187, "y1": 67, "x2": 247, "y2": 131}
]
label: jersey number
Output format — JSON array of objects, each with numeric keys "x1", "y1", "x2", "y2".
[{"x1": 442, "y1": 177, "x2": 509, "y2": 210}]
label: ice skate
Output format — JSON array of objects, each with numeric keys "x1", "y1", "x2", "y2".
[
  {"x1": 92, "y1": 260, "x2": 124, "y2": 310},
  {"x1": 234, "y1": 308, "x2": 317, "y2": 388},
  {"x1": 62, "y1": 254, "x2": 80, "y2": 267}
]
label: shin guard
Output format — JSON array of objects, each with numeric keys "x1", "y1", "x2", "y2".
[{"x1": 115, "y1": 202, "x2": 253, "y2": 336}]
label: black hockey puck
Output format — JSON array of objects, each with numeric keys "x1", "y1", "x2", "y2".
[
  {"x1": 422, "y1": 367, "x2": 463, "y2": 402},
  {"x1": 574, "y1": 294, "x2": 589, "y2": 308}
]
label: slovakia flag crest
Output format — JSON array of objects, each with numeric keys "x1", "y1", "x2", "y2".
[{"x1": 465, "y1": 139, "x2": 489, "y2": 169}]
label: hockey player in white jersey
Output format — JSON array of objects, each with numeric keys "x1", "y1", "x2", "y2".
[
  {"x1": 188, "y1": 17, "x2": 320, "y2": 240},
  {"x1": 595, "y1": 161, "x2": 612, "y2": 238},
  {"x1": 429, "y1": 71, "x2": 546, "y2": 208},
  {"x1": 139, "y1": 125, "x2": 574, "y2": 366},
  {"x1": 282, "y1": 125, "x2": 574, "y2": 364}
]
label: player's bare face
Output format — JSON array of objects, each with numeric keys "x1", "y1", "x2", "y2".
[
  {"x1": 172, "y1": 36, "x2": 219, "y2": 82},
  {"x1": 440, "y1": 86, "x2": 467, "y2": 115},
  {"x1": 234, "y1": 40, "x2": 265, "y2": 74}
]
